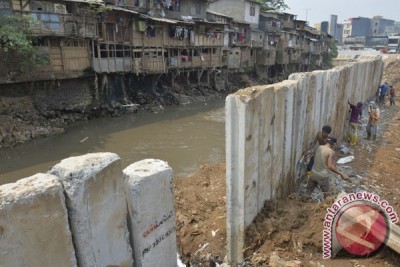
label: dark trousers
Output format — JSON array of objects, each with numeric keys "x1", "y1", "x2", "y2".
[{"x1": 306, "y1": 156, "x2": 314, "y2": 172}]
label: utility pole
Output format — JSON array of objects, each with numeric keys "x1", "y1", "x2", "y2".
[{"x1": 305, "y1": 8, "x2": 311, "y2": 24}]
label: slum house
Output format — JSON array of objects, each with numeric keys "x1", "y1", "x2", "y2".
[
  {"x1": 0, "y1": 0, "x2": 99, "y2": 83},
  {"x1": 272, "y1": 12, "x2": 298, "y2": 75},
  {"x1": 93, "y1": 7, "x2": 137, "y2": 73},
  {"x1": 256, "y1": 12, "x2": 282, "y2": 79},
  {"x1": 137, "y1": 0, "x2": 226, "y2": 87},
  {"x1": 304, "y1": 25, "x2": 329, "y2": 67},
  {"x1": 208, "y1": 0, "x2": 260, "y2": 30},
  {"x1": 208, "y1": 0, "x2": 261, "y2": 70},
  {"x1": 295, "y1": 22, "x2": 316, "y2": 71}
]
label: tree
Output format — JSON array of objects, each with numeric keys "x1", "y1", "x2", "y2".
[
  {"x1": 256, "y1": 0, "x2": 288, "y2": 12},
  {"x1": 0, "y1": 15, "x2": 48, "y2": 71},
  {"x1": 326, "y1": 39, "x2": 338, "y2": 67}
]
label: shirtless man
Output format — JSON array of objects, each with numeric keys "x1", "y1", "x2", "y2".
[
  {"x1": 307, "y1": 136, "x2": 349, "y2": 198},
  {"x1": 303, "y1": 125, "x2": 332, "y2": 178}
]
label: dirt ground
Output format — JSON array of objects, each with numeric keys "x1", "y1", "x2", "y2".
[{"x1": 175, "y1": 55, "x2": 400, "y2": 267}]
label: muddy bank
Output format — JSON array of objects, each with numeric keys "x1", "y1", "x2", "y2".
[{"x1": 0, "y1": 71, "x2": 262, "y2": 148}]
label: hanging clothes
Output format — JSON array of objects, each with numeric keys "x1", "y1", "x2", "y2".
[
  {"x1": 147, "y1": 24, "x2": 156, "y2": 38},
  {"x1": 183, "y1": 28, "x2": 189, "y2": 39},
  {"x1": 175, "y1": 26, "x2": 182, "y2": 38},
  {"x1": 136, "y1": 20, "x2": 146, "y2": 32},
  {"x1": 237, "y1": 33, "x2": 244, "y2": 41},
  {"x1": 190, "y1": 30, "x2": 195, "y2": 45},
  {"x1": 170, "y1": 26, "x2": 175, "y2": 38}
]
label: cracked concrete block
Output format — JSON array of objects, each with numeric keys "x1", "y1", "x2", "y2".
[
  {"x1": 123, "y1": 159, "x2": 177, "y2": 267},
  {"x1": 0, "y1": 173, "x2": 77, "y2": 267},
  {"x1": 50, "y1": 152, "x2": 133, "y2": 267}
]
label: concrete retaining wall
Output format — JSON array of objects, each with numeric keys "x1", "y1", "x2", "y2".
[
  {"x1": 225, "y1": 56, "x2": 384, "y2": 263},
  {"x1": 0, "y1": 153, "x2": 177, "y2": 267}
]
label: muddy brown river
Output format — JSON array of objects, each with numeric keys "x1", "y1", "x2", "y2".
[{"x1": 0, "y1": 99, "x2": 225, "y2": 185}]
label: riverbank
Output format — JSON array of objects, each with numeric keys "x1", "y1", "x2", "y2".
[{"x1": 0, "y1": 72, "x2": 263, "y2": 148}]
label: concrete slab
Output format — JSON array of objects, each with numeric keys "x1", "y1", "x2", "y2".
[
  {"x1": 123, "y1": 159, "x2": 177, "y2": 267},
  {"x1": 0, "y1": 173, "x2": 77, "y2": 267},
  {"x1": 50, "y1": 152, "x2": 133, "y2": 267}
]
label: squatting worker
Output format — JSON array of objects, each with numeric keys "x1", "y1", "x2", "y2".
[
  {"x1": 306, "y1": 136, "x2": 348, "y2": 198},
  {"x1": 303, "y1": 125, "x2": 332, "y2": 179}
]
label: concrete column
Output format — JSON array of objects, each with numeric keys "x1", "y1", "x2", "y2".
[
  {"x1": 226, "y1": 94, "x2": 246, "y2": 264},
  {"x1": 50, "y1": 152, "x2": 133, "y2": 267},
  {"x1": 0, "y1": 174, "x2": 77, "y2": 267},
  {"x1": 123, "y1": 159, "x2": 177, "y2": 267}
]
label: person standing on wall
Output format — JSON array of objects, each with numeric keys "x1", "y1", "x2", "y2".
[
  {"x1": 347, "y1": 100, "x2": 363, "y2": 145},
  {"x1": 390, "y1": 85, "x2": 396, "y2": 106},
  {"x1": 302, "y1": 125, "x2": 332, "y2": 179},
  {"x1": 366, "y1": 101, "x2": 380, "y2": 141},
  {"x1": 306, "y1": 136, "x2": 349, "y2": 198}
]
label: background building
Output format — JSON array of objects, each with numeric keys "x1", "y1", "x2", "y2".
[
  {"x1": 335, "y1": 23, "x2": 343, "y2": 44},
  {"x1": 371, "y1": 16, "x2": 395, "y2": 36},
  {"x1": 328, "y1": 14, "x2": 337, "y2": 36},
  {"x1": 320, "y1": 21, "x2": 328, "y2": 33}
]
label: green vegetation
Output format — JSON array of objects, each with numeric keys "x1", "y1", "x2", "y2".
[
  {"x1": 256, "y1": 0, "x2": 288, "y2": 12},
  {"x1": 0, "y1": 15, "x2": 48, "y2": 71},
  {"x1": 326, "y1": 39, "x2": 339, "y2": 67}
]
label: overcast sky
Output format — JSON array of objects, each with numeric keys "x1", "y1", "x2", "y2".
[{"x1": 283, "y1": 0, "x2": 400, "y2": 26}]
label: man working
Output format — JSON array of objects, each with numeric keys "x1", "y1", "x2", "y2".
[
  {"x1": 348, "y1": 101, "x2": 363, "y2": 145},
  {"x1": 379, "y1": 82, "x2": 388, "y2": 104},
  {"x1": 307, "y1": 136, "x2": 349, "y2": 198},
  {"x1": 303, "y1": 125, "x2": 332, "y2": 179},
  {"x1": 366, "y1": 101, "x2": 380, "y2": 141}
]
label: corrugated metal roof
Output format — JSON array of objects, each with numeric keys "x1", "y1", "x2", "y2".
[
  {"x1": 232, "y1": 19, "x2": 251, "y2": 25},
  {"x1": 206, "y1": 9, "x2": 231, "y2": 18},
  {"x1": 139, "y1": 15, "x2": 178, "y2": 24},
  {"x1": 63, "y1": 0, "x2": 104, "y2": 4},
  {"x1": 111, "y1": 6, "x2": 139, "y2": 14},
  {"x1": 139, "y1": 14, "x2": 195, "y2": 24},
  {"x1": 195, "y1": 20, "x2": 227, "y2": 25}
]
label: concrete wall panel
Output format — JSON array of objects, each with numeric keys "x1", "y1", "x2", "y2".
[
  {"x1": 123, "y1": 159, "x2": 177, "y2": 267},
  {"x1": 312, "y1": 71, "x2": 324, "y2": 132},
  {"x1": 291, "y1": 73, "x2": 309, "y2": 181},
  {"x1": 272, "y1": 85, "x2": 285, "y2": 198},
  {"x1": 226, "y1": 95, "x2": 246, "y2": 262},
  {"x1": 243, "y1": 91, "x2": 261, "y2": 226},
  {"x1": 0, "y1": 174, "x2": 77, "y2": 267},
  {"x1": 50, "y1": 152, "x2": 133, "y2": 267},
  {"x1": 256, "y1": 86, "x2": 275, "y2": 211},
  {"x1": 282, "y1": 83, "x2": 296, "y2": 195}
]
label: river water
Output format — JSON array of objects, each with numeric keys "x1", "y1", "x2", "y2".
[{"x1": 0, "y1": 99, "x2": 226, "y2": 185}]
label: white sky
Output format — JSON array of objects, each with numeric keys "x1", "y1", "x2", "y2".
[{"x1": 283, "y1": 0, "x2": 400, "y2": 26}]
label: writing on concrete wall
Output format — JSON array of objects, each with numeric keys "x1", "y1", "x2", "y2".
[
  {"x1": 142, "y1": 210, "x2": 174, "y2": 238},
  {"x1": 142, "y1": 227, "x2": 175, "y2": 257}
]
